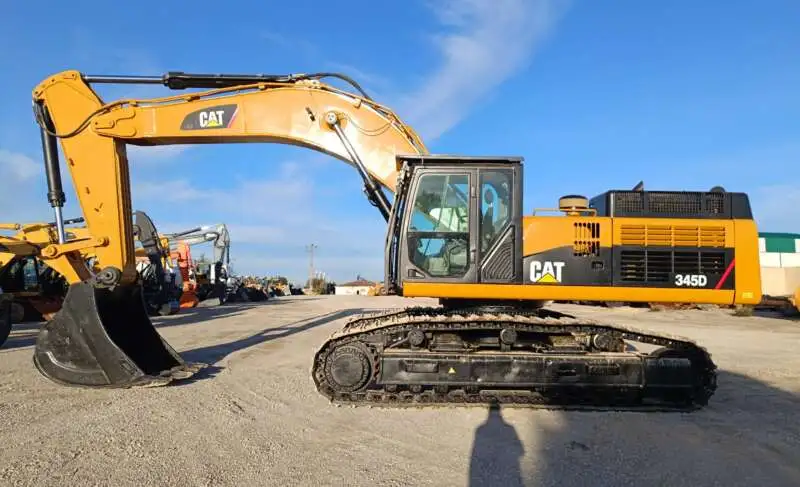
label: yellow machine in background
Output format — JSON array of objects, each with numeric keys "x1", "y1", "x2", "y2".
[
  {"x1": 0, "y1": 211, "x2": 180, "y2": 322},
  {"x1": 0, "y1": 219, "x2": 89, "y2": 322},
  {"x1": 24, "y1": 68, "x2": 761, "y2": 409},
  {"x1": 758, "y1": 285, "x2": 800, "y2": 316}
]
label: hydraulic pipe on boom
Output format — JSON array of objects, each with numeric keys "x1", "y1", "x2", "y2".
[{"x1": 28, "y1": 68, "x2": 762, "y2": 411}]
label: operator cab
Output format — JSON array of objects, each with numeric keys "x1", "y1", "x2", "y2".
[{"x1": 392, "y1": 155, "x2": 524, "y2": 290}]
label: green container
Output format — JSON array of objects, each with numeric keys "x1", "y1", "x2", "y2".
[{"x1": 759, "y1": 232, "x2": 800, "y2": 253}]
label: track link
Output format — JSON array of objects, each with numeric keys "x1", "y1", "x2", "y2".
[{"x1": 311, "y1": 306, "x2": 717, "y2": 411}]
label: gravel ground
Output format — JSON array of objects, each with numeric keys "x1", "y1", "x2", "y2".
[{"x1": 1, "y1": 295, "x2": 798, "y2": 487}]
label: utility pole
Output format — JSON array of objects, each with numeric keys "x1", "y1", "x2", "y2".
[{"x1": 306, "y1": 243, "x2": 317, "y2": 290}]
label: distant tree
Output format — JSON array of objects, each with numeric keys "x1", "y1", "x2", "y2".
[
  {"x1": 267, "y1": 275, "x2": 289, "y2": 286},
  {"x1": 306, "y1": 276, "x2": 330, "y2": 294}
]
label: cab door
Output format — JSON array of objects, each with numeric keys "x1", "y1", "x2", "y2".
[
  {"x1": 397, "y1": 161, "x2": 522, "y2": 286},
  {"x1": 475, "y1": 166, "x2": 523, "y2": 283},
  {"x1": 399, "y1": 168, "x2": 479, "y2": 284}
]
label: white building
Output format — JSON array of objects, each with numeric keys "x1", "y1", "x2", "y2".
[
  {"x1": 334, "y1": 279, "x2": 375, "y2": 296},
  {"x1": 759, "y1": 232, "x2": 800, "y2": 297}
]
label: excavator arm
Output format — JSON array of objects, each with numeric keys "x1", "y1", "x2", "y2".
[{"x1": 33, "y1": 70, "x2": 426, "y2": 287}]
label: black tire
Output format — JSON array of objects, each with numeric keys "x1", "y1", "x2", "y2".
[{"x1": 0, "y1": 299, "x2": 12, "y2": 348}]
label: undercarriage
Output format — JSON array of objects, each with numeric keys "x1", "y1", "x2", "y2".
[{"x1": 312, "y1": 306, "x2": 717, "y2": 411}]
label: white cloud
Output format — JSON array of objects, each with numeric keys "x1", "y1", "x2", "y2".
[
  {"x1": 133, "y1": 179, "x2": 206, "y2": 203},
  {"x1": 324, "y1": 62, "x2": 390, "y2": 87},
  {"x1": 322, "y1": 61, "x2": 394, "y2": 98},
  {"x1": 0, "y1": 149, "x2": 40, "y2": 181},
  {"x1": 399, "y1": 0, "x2": 568, "y2": 140},
  {"x1": 0, "y1": 148, "x2": 60, "y2": 223},
  {"x1": 133, "y1": 161, "x2": 309, "y2": 215},
  {"x1": 127, "y1": 145, "x2": 191, "y2": 164},
  {"x1": 258, "y1": 1, "x2": 567, "y2": 142},
  {"x1": 131, "y1": 157, "x2": 388, "y2": 282}
]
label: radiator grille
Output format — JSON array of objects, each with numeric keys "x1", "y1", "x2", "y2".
[
  {"x1": 615, "y1": 192, "x2": 644, "y2": 214},
  {"x1": 612, "y1": 191, "x2": 727, "y2": 217},
  {"x1": 619, "y1": 250, "x2": 726, "y2": 283},
  {"x1": 620, "y1": 225, "x2": 725, "y2": 247},
  {"x1": 648, "y1": 193, "x2": 701, "y2": 214},
  {"x1": 705, "y1": 192, "x2": 725, "y2": 214}
]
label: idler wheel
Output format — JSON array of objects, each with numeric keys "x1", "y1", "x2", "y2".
[
  {"x1": 500, "y1": 328, "x2": 517, "y2": 345},
  {"x1": 324, "y1": 343, "x2": 373, "y2": 393},
  {"x1": 407, "y1": 329, "x2": 426, "y2": 347},
  {"x1": 592, "y1": 332, "x2": 625, "y2": 352}
]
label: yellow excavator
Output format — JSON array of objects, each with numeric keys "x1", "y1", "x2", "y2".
[
  {"x1": 0, "y1": 211, "x2": 179, "y2": 323},
  {"x1": 26, "y1": 69, "x2": 761, "y2": 408},
  {"x1": 0, "y1": 219, "x2": 87, "y2": 324}
]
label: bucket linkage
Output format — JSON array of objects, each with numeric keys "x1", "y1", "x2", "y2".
[{"x1": 33, "y1": 267, "x2": 206, "y2": 388}]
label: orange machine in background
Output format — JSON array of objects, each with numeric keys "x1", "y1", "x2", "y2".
[
  {"x1": 163, "y1": 223, "x2": 232, "y2": 307},
  {"x1": 172, "y1": 241, "x2": 199, "y2": 308}
]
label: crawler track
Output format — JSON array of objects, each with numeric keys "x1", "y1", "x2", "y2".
[{"x1": 312, "y1": 307, "x2": 717, "y2": 411}]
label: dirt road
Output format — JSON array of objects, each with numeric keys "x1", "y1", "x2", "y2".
[{"x1": 1, "y1": 296, "x2": 798, "y2": 486}]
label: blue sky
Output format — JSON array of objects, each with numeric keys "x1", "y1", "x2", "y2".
[{"x1": 1, "y1": 0, "x2": 798, "y2": 284}]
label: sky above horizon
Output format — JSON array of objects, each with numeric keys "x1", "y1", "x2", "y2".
[{"x1": 1, "y1": 0, "x2": 798, "y2": 285}]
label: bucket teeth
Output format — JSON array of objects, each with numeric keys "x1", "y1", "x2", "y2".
[{"x1": 161, "y1": 362, "x2": 208, "y2": 380}]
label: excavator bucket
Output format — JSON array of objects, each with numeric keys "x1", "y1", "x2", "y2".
[{"x1": 33, "y1": 281, "x2": 205, "y2": 388}]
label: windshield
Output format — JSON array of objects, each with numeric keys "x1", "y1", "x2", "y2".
[{"x1": 409, "y1": 174, "x2": 469, "y2": 233}]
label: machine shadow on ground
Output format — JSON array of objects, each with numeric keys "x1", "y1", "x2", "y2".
[
  {"x1": 0, "y1": 305, "x2": 260, "y2": 352},
  {"x1": 467, "y1": 370, "x2": 800, "y2": 487},
  {"x1": 178, "y1": 308, "x2": 365, "y2": 384},
  {"x1": 0, "y1": 330, "x2": 38, "y2": 351},
  {"x1": 151, "y1": 299, "x2": 287, "y2": 328},
  {"x1": 0, "y1": 299, "x2": 289, "y2": 351},
  {"x1": 752, "y1": 309, "x2": 800, "y2": 321}
]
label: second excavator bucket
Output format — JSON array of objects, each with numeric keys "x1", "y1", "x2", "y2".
[{"x1": 33, "y1": 281, "x2": 205, "y2": 388}]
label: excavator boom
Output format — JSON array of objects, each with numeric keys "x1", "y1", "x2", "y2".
[{"x1": 34, "y1": 70, "x2": 426, "y2": 273}]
